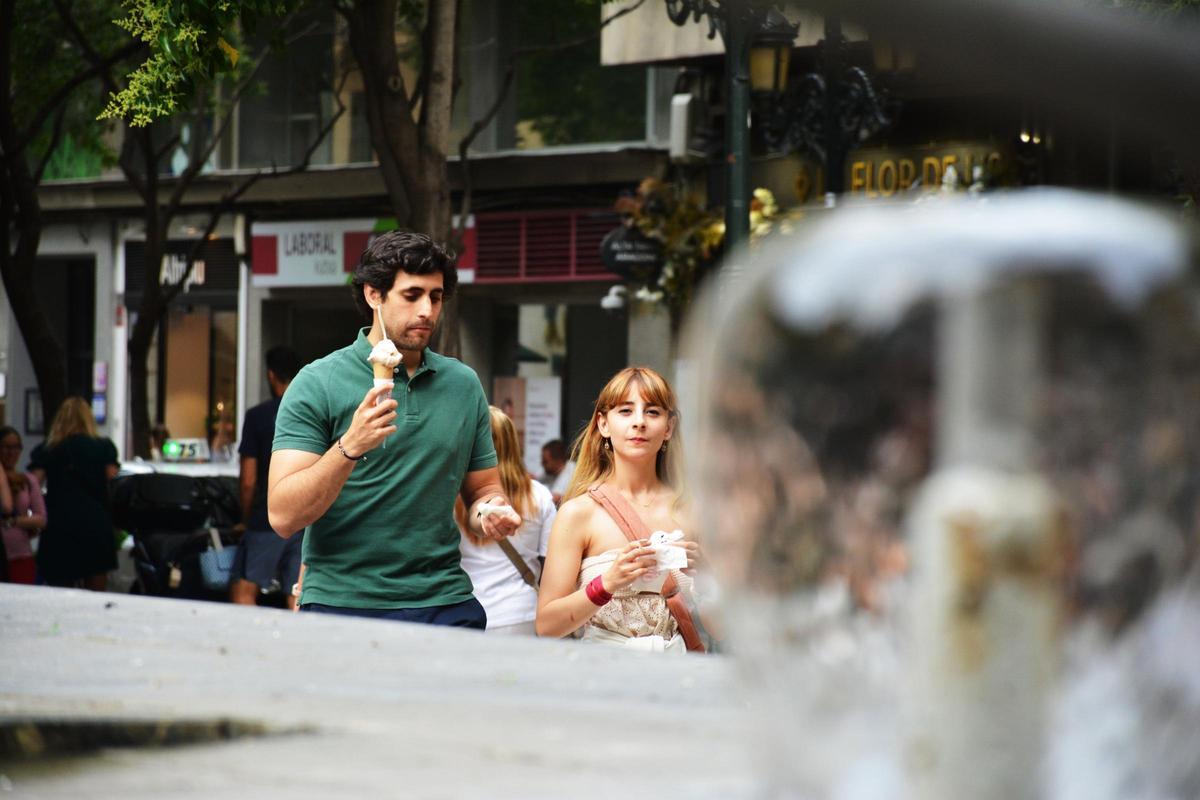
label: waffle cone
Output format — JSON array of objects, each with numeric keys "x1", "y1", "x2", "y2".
[{"x1": 372, "y1": 362, "x2": 393, "y2": 380}]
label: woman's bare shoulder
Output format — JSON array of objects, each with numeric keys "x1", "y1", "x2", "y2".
[{"x1": 555, "y1": 493, "x2": 600, "y2": 526}]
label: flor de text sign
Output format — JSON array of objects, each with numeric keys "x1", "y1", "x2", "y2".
[
  {"x1": 846, "y1": 144, "x2": 1007, "y2": 197},
  {"x1": 778, "y1": 143, "x2": 1010, "y2": 203}
]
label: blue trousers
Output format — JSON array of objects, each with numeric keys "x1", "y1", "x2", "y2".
[{"x1": 299, "y1": 596, "x2": 487, "y2": 629}]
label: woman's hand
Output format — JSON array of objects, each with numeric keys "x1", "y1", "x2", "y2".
[
  {"x1": 679, "y1": 540, "x2": 707, "y2": 572},
  {"x1": 601, "y1": 539, "x2": 658, "y2": 592}
]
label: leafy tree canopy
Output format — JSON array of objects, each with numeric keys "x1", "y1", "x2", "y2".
[{"x1": 101, "y1": 0, "x2": 295, "y2": 125}]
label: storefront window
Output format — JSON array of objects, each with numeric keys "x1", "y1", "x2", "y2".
[
  {"x1": 453, "y1": 0, "x2": 649, "y2": 153},
  {"x1": 512, "y1": 2, "x2": 647, "y2": 148},
  {"x1": 236, "y1": 7, "x2": 337, "y2": 169}
]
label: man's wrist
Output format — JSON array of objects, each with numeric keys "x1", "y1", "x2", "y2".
[
  {"x1": 475, "y1": 495, "x2": 506, "y2": 519},
  {"x1": 336, "y1": 437, "x2": 367, "y2": 462}
]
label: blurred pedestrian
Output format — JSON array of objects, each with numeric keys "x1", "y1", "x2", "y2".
[
  {"x1": 539, "y1": 439, "x2": 575, "y2": 506},
  {"x1": 0, "y1": 426, "x2": 47, "y2": 585},
  {"x1": 459, "y1": 406, "x2": 556, "y2": 635},
  {"x1": 231, "y1": 346, "x2": 304, "y2": 609},
  {"x1": 536, "y1": 367, "x2": 706, "y2": 653},
  {"x1": 36, "y1": 398, "x2": 119, "y2": 591}
]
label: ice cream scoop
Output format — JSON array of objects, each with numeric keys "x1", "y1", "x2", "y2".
[{"x1": 368, "y1": 338, "x2": 402, "y2": 379}]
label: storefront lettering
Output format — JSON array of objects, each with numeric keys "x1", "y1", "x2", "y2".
[
  {"x1": 159, "y1": 254, "x2": 206, "y2": 292},
  {"x1": 849, "y1": 151, "x2": 1004, "y2": 197},
  {"x1": 283, "y1": 231, "x2": 337, "y2": 257}
]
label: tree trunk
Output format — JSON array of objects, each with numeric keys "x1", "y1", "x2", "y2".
[
  {"x1": 0, "y1": 238, "x2": 68, "y2": 428},
  {"x1": 127, "y1": 315, "x2": 154, "y2": 458},
  {"x1": 342, "y1": 0, "x2": 460, "y2": 356},
  {"x1": 126, "y1": 200, "x2": 166, "y2": 460},
  {"x1": 0, "y1": 29, "x2": 68, "y2": 428}
]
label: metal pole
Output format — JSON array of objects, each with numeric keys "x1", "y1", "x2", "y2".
[
  {"x1": 724, "y1": 10, "x2": 751, "y2": 253},
  {"x1": 823, "y1": 14, "x2": 845, "y2": 196}
]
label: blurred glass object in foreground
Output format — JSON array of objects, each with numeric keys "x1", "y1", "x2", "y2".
[{"x1": 685, "y1": 190, "x2": 1200, "y2": 799}]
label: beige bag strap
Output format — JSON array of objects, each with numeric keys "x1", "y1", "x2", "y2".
[
  {"x1": 586, "y1": 482, "x2": 706, "y2": 653},
  {"x1": 497, "y1": 538, "x2": 539, "y2": 590}
]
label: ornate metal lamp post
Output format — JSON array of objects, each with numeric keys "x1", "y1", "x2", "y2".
[
  {"x1": 665, "y1": 1, "x2": 782, "y2": 254},
  {"x1": 756, "y1": 15, "x2": 893, "y2": 196},
  {"x1": 665, "y1": 2, "x2": 894, "y2": 223}
]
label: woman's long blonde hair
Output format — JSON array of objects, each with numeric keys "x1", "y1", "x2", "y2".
[
  {"x1": 563, "y1": 366, "x2": 686, "y2": 506},
  {"x1": 489, "y1": 405, "x2": 532, "y2": 520},
  {"x1": 47, "y1": 396, "x2": 98, "y2": 448}
]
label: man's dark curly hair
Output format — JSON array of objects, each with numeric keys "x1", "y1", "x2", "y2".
[{"x1": 350, "y1": 231, "x2": 457, "y2": 320}]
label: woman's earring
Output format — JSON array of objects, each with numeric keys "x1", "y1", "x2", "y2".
[
  {"x1": 603, "y1": 438, "x2": 612, "y2": 451},
  {"x1": 661, "y1": 440, "x2": 668, "y2": 453}
]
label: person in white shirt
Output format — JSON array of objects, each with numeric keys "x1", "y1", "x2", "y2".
[
  {"x1": 539, "y1": 439, "x2": 576, "y2": 507},
  {"x1": 459, "y1": 407, "x2": 557, "y2": 634}
]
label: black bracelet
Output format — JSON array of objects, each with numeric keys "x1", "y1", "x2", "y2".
[{"x1": 336, "y1": 438, "x2": 366, "y2": 462}]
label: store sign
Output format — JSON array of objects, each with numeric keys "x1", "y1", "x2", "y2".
[
  {"x1": 846, "y1": 144, "x2": 1007, "y2": 198},
  {"x1": 762, "y1": 143, "x2": 1011, "y2": 206},
  {"x1": 524, "y1": 377, "x2": 562, "y2": 476},
  {"x1": 251, "y1": 217, "x2": 477, "y2": 288},
  {"x1": 124, "y1": 238, "x2": 238, "y2": 306},
  {"x1": 491, "y1": 375, "x2": 563, "y2": 476},
  {"x1": 160, "y1": 253, "x2": 206, "y2": 292},
  {"x1": 600, "y1": 224, "x2": 662, "y2": 280}
]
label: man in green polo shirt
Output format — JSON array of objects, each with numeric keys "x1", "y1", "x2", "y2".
[{"x1": 267, "y1": 231, "x2": 521, "y2": 627}]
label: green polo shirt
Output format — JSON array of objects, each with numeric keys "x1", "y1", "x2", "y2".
[{"x1": 273, "y1": 329, "x2": 497, "y2": 609}]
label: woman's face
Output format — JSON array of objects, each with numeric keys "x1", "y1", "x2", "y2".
[
  {"x1": 0, "y1": 433, "x2": 22, "y2": 471},
  {"x1": 597, "y1": 386, "x2": 674, "y2": 461}
]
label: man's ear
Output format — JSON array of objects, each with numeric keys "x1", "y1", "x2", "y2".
[{"x1": 364, "y1": 285, "x2": 383, "y2": 309}]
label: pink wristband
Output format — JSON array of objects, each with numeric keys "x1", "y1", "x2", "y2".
[{"x1": 585, "y1": 575, "x2": 612, "y2": 606}]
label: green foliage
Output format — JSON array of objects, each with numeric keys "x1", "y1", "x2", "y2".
[
  {"x1": 101, "y1": 0, "x2": 298, "y2": 125},
  {"x1": 617, "y1": 179, "x2": 725, "y2": 321},
  {"x1": 41, "y1": 132, "x2": 116, "y2": 181},
  {"x1": 10, "y1": 0, "x2": 123, "y2": 178}
]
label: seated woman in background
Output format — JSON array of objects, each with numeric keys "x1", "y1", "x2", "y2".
[
  {"x1": 37, "y1": 397, "x2": 119, "y2": 591},
  {"x1": 536, "y1": 367, "x2": 705, "y2": 654},
  {"x1": 0, "y1": 426, "x2": 47, "y2": 584},
  {"x1": 458, "y1": 406, "x2": 557, "y2": 635}
]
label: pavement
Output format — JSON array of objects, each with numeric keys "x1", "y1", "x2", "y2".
[{"x1": 0, "y1": 584, "x2": 753, "y2": 798}]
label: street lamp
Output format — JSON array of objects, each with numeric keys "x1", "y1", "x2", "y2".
[
  {"x1": 665, "y1": 1, "x2": 787, "y2": 254},
  {"x1": 749, "y1": 9, "x2": 796, "y2": 95},
  {"x1": 756, "y1": 16, "x2": 894, "y2": 197}
]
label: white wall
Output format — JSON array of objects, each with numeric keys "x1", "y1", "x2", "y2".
[{"x1": 5, "y1": 220, "x2": 116, "y2": 455}]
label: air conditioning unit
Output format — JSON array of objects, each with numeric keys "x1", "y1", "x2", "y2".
[{"x1": 669, "y1": 94, "x2": 704, "y2": 163}]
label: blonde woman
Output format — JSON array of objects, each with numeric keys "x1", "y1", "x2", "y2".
[
  {"x1": 36, "y1": 397, "x2": 119, "y2": 590},
  {"x1": 536, "y1": 367, "x2": 703, "y2": 653},
  {"x1": 458, "y1": 407, "x2": 556, "y2": 634}
]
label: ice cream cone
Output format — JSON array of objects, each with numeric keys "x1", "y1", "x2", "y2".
[{"x1": 373, "y1": 361, "x2": 393, "y2": 380}]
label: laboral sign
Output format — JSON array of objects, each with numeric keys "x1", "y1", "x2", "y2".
[{"x1": 250, "y1": 217, "x2": 477, "y2": 288}]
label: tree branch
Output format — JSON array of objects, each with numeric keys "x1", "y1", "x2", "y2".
[
  {"x1": 412, "y1": 4, "x2": 435, "y2": 123},
  {"x1": 160, "y1": 15, "x2": 302, "y2": 225},
  {"x1": 31, "y1": 106, "x2": 67, "y2": 185},
  {"x1": 161, "y1": 83, "x2": 347, "y2": 307},
  {"x1": 116, "y1": 120, "x2": 148, "y2": 202},
  {"x1": 13, "y1": 39, "x2": 143, "y2": 158}
]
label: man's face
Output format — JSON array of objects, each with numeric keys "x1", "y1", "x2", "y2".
[
  {"x1": 367, "y1": 270, "x2": 445, "y2": 351},
  {"x1": 541, "y1": 448, "x2": 562, "y2": 476}
]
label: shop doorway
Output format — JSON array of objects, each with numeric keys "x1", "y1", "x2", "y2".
[
  {"x1": 261, "y1": 297, "x2": 364, "y2": 367},
  {"x1": 35, "y1": 257, "x2": 95, "y2": 400}
]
